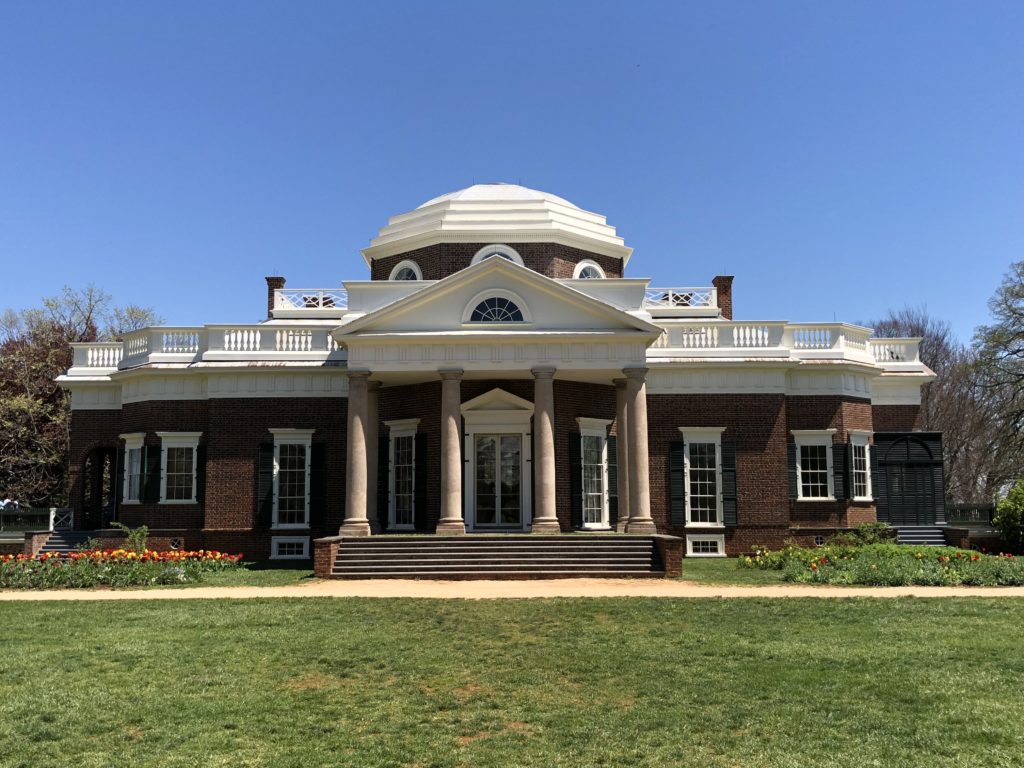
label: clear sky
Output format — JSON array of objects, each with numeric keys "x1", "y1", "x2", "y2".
[{"x1": 2, "y1": 1, "x2": 1022, "y2": 341}]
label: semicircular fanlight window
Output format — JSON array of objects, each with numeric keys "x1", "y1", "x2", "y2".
[{"x1": 470, "y1": 297, "x2": 524, "y2": 323}]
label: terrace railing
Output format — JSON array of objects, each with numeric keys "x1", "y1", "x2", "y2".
[
  {"x1": 643, "y1": 287, "x2": 717, "y2": 312},
  {"x1": 274, "y1": 288, "x2": 348, "y2": 312},
  {"x1": 946, "y1": 503, "x2": 996, "y2": 526}
]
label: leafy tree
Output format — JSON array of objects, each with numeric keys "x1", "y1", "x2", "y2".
[
  {"x1": 0, "y1": 286, "x2": 161, "y2": 506},
  {"x1": 994, "y1": 479, "x2": 1024, "y2": 553}
]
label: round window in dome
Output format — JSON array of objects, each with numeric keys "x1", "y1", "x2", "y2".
[
  {"x1": 471, "y1": 244, "x2": 524, "y2": 266},
  {"x1": 388, "y1": 259, "x2": 422, "y2": 281},
  {"x1": 573, "y1": 259, "x2": 606, "y2": 279},
  {"x1": 469, "y1": 297, "x2": 525, "y2": 323}
]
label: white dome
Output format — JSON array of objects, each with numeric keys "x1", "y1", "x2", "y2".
[
  {"x1": 364, "y1": 183, "x2": 632, "y2": 264},
  {"x1": 417, "y1": 183, "x2": 580, "y2": 210}
]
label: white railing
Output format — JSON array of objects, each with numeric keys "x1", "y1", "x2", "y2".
[
  {"x1": 221, "y1": 328, "x2": 262, "y2": 352},
  {"x1": 274, "y1": 289, "x2": 348, "y2": 311},
  {"x1": 644, "y1": 287, "x2": 717, "y2": 310},
  {"x1": 70, "y1": 342, "x2": 123, "y2": 369},
  {"x1": 868, "y1": 338, "x2": 921, "y2": 363}
]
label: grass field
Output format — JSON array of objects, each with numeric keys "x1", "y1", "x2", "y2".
[
  {"x1": 1, "y1": 598, "x2": 1022, "y2": 767},
  {"x1": 678, "y1": 557, "x2": 788, "y2": 585}
]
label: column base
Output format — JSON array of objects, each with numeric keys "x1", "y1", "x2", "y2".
[
  {"x1": 625, "y1": 518, "x2": 657, "y2": 534},
  {"x1": 531, "y1": 519, "x2": 562, "y2": 534},
  {"x1": 435, "y1": 519, "x2": 466, "y2": 535},
  {"x1": 339, "y1": 520, "x2": 372, "y2": 537},
  {"x1": 615, "y1": 518, "x2": 629, "y2": 533}
]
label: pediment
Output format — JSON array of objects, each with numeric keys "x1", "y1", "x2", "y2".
[
  {"x1": 334, "y1": 257, "x2": 661, "y2": 339},
  {"x1": 460, "y1": 388, "x2": 534, "y2": 414}
]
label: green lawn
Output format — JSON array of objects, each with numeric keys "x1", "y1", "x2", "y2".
[
  {"x1": 165, "y1": 561, "x2": 316, "y2": 589},
  {"x1": 2, "y1": 599, "x2": 1023, "y2": 767},
  {"x1": 679, "y1": 556, "x2": 788, "y2": 585}
]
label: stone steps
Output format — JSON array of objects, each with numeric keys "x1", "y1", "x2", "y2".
[
  {"x1": 37, "y1": 531, "x2": 93, "y2": 554},
  {"x1": 332, "y1": 535, "x2": 664, "y2": 579},
  {"x1": 895, "y1": 527, "x2": 948, "y2": 547}
]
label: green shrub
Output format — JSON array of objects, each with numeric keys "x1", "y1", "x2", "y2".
[
  {"x1": 110, "y1": 521, "x2": 149, "y2": 554},
  {"x1": 994, "y1": 479, "x2": 1024, "y2": 553}
]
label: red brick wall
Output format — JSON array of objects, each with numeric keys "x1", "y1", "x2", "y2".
[
  {"x1": 370, "y1": 242, "x2": 624, "y2": 281},
  {"x1": 873, "y1": 404, "x2": 923, "y2": 431},
  {"x1": 67, "y1": 409, "x2": 124, "y2": 528}
]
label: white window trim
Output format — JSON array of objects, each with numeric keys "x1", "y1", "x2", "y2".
[
  {"x1": 679, "y1": 427, "x2": 726, "y2": 528},
  {"x1": 792, "y1": 429, "x2": 837, "y2": 501},
  {"x1": 270, "y1": 536, "x2": 310, "y2": 560},
  {"x1": 577, "y1": 418, "x2": 612, "y2": 530},
  {"x1": 119, "y1": 432, "x2": 146, "y2": 504},
  {"x1": 471, "y1": 243, "x2": 523, "y2": 266},
  {"x1": 461, "y1": 288, "x2": 533, "y2": 324},
  {"x1": 386, "y1": 419, "x2": 420, "y2": 531},
  {"x1": 156, "y1": 432, "x2": 202, "y2": 504},
  {"x1": 849, "y1": 430, "x2": 873, "y2": 502},
  {"x1": 686, "y1": 534, "x2": 726, "y2": 558},
  {"x1": 388, "y1": 259, "x2": 423, "y2": 281},
  {"x1": 573, "y1": 259, "x2": 606, "y2": 279},
  {"x1": 269, "y1": 428, "x2": 314, "y2": 530}
]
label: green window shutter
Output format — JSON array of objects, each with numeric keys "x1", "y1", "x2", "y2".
[
  {"x1": 308, "y1": 443, "x2": 326, "y2": 529},
  {"x1": 114, "y1": 447, "x2": 125, "y2": 510},
  {"x1": 721, "y1": 442, "x2": 738, "y2": 526},
  {"x1": 669, "y1": 441, "x2": 687, "y2": 526},
  {"x1": 142, "y1": 445, "x2": 162, "y2": 503},
  {"x1": 871, "y1": 448, "x2": 887, "y2": 521},
  {"x1": 568, "y1": 432, "x2": 583, "y2": 529},
  {"x1": 787, "y1": 443, "x2": 798, "y2": 500},
  {"x1": 378, "y1": 431, "x2": 390, "y2": 528},
  {"x1": 195, "y1": 445, "x2": 207, "y2": 507},
  {"x1": 414, "y1": 432, "x2": 429, "y2": 532},
  {"x1": 606, "y1": 435, "x2": 618, "y2": 529},
  {"x1": 832, "y1": 443, "x2": 847, "y2": 500},
  {"x1": 256, "y1": 443, "x2": 275, "y2": 528}
]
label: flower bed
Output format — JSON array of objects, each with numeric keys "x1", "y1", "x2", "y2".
[
  {"x1": 0, "y1": 549, "x2": 243, "y2": 589},
  {"x1": 739, "y1": 542, "x2": 1024, "y2": 586}
]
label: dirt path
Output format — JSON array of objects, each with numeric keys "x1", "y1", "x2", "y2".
[{"x1": 3, "y1": 579, "x2": 1024, "y2": 601}]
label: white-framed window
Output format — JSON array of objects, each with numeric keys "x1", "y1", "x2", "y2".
[
  {"x1": 679, "y1": 428, "x2": 725, "y2": 527},
  {"x1": 573, "y1": 259, "x2": 606, "y2": 279},
  {"x1": 849, "y1": 431, "x2": 873, "y2": 501},
  {"x1": 386, "y1": 419, "x2": 420, "y2": 530},
  {"x1": 461, "y1": 289, "x2": 532, "y2": 324},
  {"x1": 156, "y1": 432, "x2": 201, "y2": 504},
  {"x1": 686, "y1": 534, "x2": 726, "y2": 557},
  {"x1": 119, "y1": 432, "x2": 146, "y2": 504},
  {"x1": 471, "y1": 244, "x2": 524, "y2": 266},
  {"x1": 271, "y1": 536, "x2": 310, "y2": 560},
  {"x1": 577, "y1": 418, "x2": 611, "y2": 529},
  {"x1": 269, "y1": 428, "x2": 314, "y2": 529},
  {"x1": 792, "y1": 430, "x2": 837, "y2": 501},
  {"x1": 388, "y1": 259, "x2": 422, "y2": 281}
]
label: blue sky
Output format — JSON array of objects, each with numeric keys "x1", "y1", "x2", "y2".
[{"x1": 2, "y1": 1, "x2": 1022, "y2": 341}]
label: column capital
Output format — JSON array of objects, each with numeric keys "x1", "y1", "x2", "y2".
[
  {"x1": 347, "y1": 369, "x2": 371, "y2": 381},
  {"x1": 438, "y1": 368, "x2": 464, "y2": 381},
  {"x1": 623, "y1": 367, "x2": 649, "y2": 381},
  {"x1": 612, "y1": 377, "x2": 628, "y2": 389},
  {"x1": 531, "y1": 366, "x2": 557, "y2": 379}
]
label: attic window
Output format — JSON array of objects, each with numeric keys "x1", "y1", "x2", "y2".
[
  {"x1": 470, "y1": 297, "x2": 524, "y2": 323},
  {"x1": 388, "y1": 260, "x2": 422, "y2": 281},
  {"x1": 573, "y1": 260, "x2": 606, "y2": 279},
  {"x1": 471, "y1": 244, "x2": 524, "y2": 266}
]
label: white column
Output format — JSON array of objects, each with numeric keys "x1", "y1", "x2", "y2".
[
  {"x1": 613, "y1": 377, "x2": 630, "y2": 532},
  {"x1": 366, "y1": 381, "x2": 381, "y2": 534},
  {"x1": 341, "y1": 370, "x2": 371, "y2": 537},
  {"x1": 624, "y1": 367, "x2": 656, "y2": 534},
  {"x1": 437, "y1": 369, "x2": 466, "y2": 534},
  {"x1": 531, "y1": 366, "x2": 561, "y2": 533}
]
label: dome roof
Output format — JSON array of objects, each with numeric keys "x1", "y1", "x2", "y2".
[
  {"x1": 417, "y1": 183, "x2": 580, "y2": 210},
  {"x1": 363, "y1": 182, "x2": 632, "y2": 264}
]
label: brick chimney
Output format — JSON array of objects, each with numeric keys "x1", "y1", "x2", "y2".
[
  {"x1": 265, "y1": 276, "x2": 286, "y2": 319},
  {"x1": 712, "y1": 275, "x2": 734, "y2": 320}
]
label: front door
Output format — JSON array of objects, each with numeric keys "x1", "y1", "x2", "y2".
[{"x1": 474, "y1": 434, "x2": 523, "y2": 528}]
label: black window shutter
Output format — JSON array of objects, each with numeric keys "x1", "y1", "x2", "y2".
[
  {"x1": 142, "y1": 445, "x2": 162, "y2": 503},
  {"x1": 308, "y1": 443, "x2": 326, "y2": 529},
  {"x1": 256, "y1": 443, "x2": 275, "y2": 528},
  {"x1": 378, "y1": 431, "x2": 390, "y2": 528},
  {"x1": 196, "y1": 445, "x2": 207, "y2": 507},
  {"x1": 568, "y1": 431, "x2": 583, "y2": 529},
  {"x1": 787, "y1": 443, "x2": 798, "y2": 500},
  {"x1": 606, "y1": 435, "x2": 618, "y2": 529},
  {"x1": 870, "y1": 448, "x2": 887, "y2": 521},
  {"x1": 414, "y1": 432, "x2": 428, "y2": 532},
  {"x1": 721, "y1": 442, "x2": 738, "y2": 526},
  {"x1": 669, "y1": 440, "x2": 687, "y2": 526},
  {"x1": 832, "y1": 443, "x2": 847, "y2": 500},
  {"x1": 114, "y1": 447, "x2": 125, "y2": 510}
]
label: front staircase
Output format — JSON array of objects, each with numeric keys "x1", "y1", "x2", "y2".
[
  {"x1": 895, "y1": 526, "x2": 948, "y2": 547},
  {"x1": 37, "y1": 530, "x2": 93, "y2": 555},
  {"x1": 331, "y1": 535, "x2": 665, "y2": 579}
]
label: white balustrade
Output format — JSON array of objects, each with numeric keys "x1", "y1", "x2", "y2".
[
  {"x1": 274, "y1": 289, "x2": 348, "y2": 311},
  {"x1": 84, "y1": 343, "x2": 123, "y2": 368},
  {"x1": 644, "y1": 288, "x2": 716, "y2": 309},
  {"x1": 730, "y1": 324, "x2": 773, "y2": 348},
  {"x1": 791, "y1": 326, "x2": 833, "y2": 350},
  {"x1": 124, "y1": 332, "x2": 149, "y2": 358},
  {"x1": 222, "y1": 328, "x2": 263, "y2": 352},
  {"x1": 161, "y1": 330, "x2": 201, "y2": 354},
  {"x1": 869, "y1": 338, "x2": 921, "y2": 363},
  {"x1": 276, "y1": 328, "x2": 313, "y2": 352}
]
